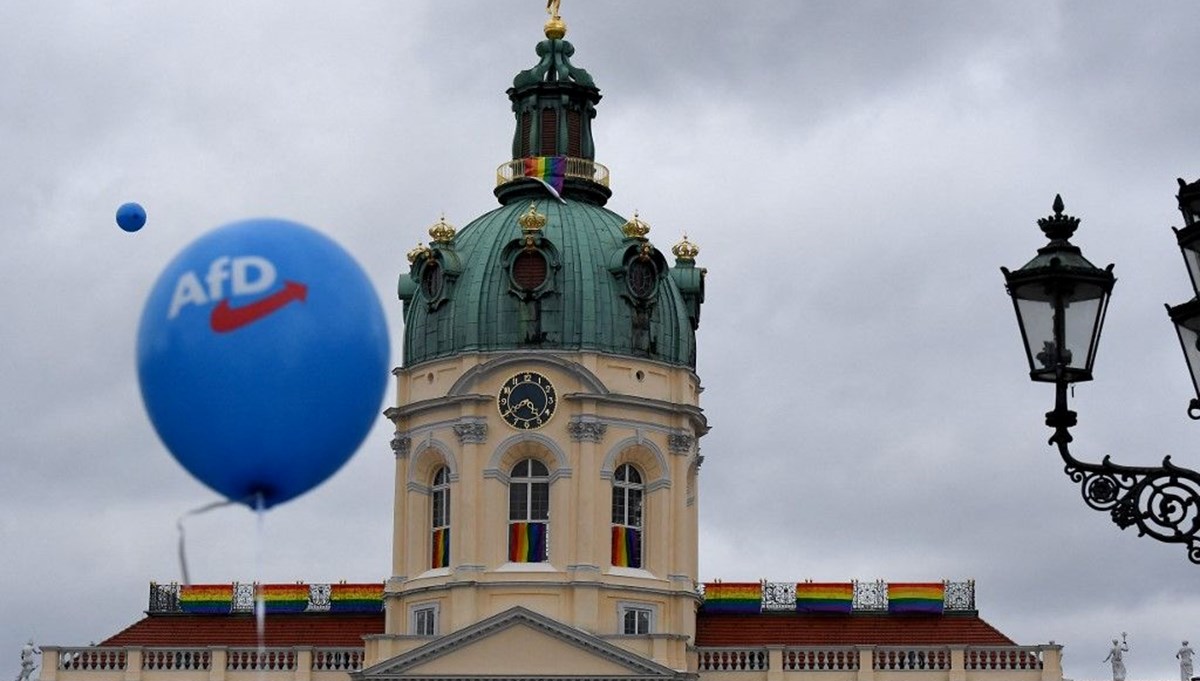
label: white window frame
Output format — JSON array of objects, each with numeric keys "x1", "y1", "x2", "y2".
[
  {"x1": 410, "y1": 602, "x2": 440, "y2": 636},
  {"x1": 617, "y1": 601, "x2": 656, "y2": 635}
]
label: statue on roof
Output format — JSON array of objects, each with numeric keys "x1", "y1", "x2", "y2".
[
  {"x1": 1104, "y1": 633, "x2": 1129, "y2": 681},
  {"x1": 1178, "y1": 641, "x2": 1195, "y2": 681},
  {"x1": 15, "y1": 640, "x2": 40, "y2": 681},
  {"x1": 546, "y1": 0, "x2": 561, "y2": 19}
]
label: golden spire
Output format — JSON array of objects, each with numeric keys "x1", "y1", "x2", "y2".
[
  {"x1": 672, "y1": 233, "x2": 700, "y2": 261},
  {"x1": 428, "y1": 213, "x2": 457, "y2": 244},
  {"x1": 518, "y1": 202, "x2": 548, "y2": 233},
  {"x1": 544, "y1": 0, "x2": 567, "y2": 39},
  {"x1": 621, "y1": 210, "x2": 651, "y2": 240}
]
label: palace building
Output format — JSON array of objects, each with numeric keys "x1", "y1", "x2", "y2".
[{"x1": 38, "y1": 9, "x2": 1062, "y2": 681}]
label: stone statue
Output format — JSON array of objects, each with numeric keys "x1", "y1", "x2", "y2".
[
  {"x1": 1178, "y1": 641, "x2": 1195, "y2": 681},
  {"x1": 15, "y1": 641, "x2": 40, "y2": 681},
  {"x1": 1103, "y1": 633, "x2": 1129, "y2": 681}
]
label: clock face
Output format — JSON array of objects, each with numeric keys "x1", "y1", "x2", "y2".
[{"x1": 498, "y1": 371, "x2": 557, "y2": 430}]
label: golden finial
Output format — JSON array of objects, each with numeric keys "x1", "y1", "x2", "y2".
[
  {"x1": 428, "y1": 214, "x2": 456, "y2": 244},
  {"x1": 672, "y1": 233, "x2": 700, "y2": 261},
  {"x1": 621, "y1": 210, "x2": 651, "y2": 240},
  {"x1": 518, "y1": 202, "x2": 548, "y2": 233},
  {"x1": 407, "y1": 243, "x2": 432, "y2": 264},
  {"x1": 544, "y1": 0, "x2": 567, "y2": 39}
]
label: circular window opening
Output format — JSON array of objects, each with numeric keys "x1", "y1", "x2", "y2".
[
  {"x1": 512, "y1": 250, "x2": 548, "y2": 291},
  {"x1": 421, "y1": 260, "x2": 443, "y2": 299},
  {"x1": 627, "y1": 259, "x2": 657, "y2": 299}
]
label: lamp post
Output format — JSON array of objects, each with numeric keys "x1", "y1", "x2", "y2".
[{"x1": 1002, "y1": 180, "x2": 1200, "y2": 565}]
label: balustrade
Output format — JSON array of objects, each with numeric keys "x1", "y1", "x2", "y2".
[
  {"x1": 143, "y1": 649, "x2": 210, "y2": 671},
  {"x1": 57, "y1": 649, "x2": 126, "y2": 671},
  {"x1": 697, "y1": 648, "x2": 767, "y2": 671},
  {"x1": 311, "y1": 649, "x2": 363, "y2": 672},
  {"x1": 964, "y1": 646, "x2": 1044, "y2": 671},
  {"x1": 782, "y1": 647, "x2": 859, "y2": 671},
  {"x1": 226, "y1": 649, "x2": 296, "y2": 672},
  {"x1": 874, "y1": 647, "x2": 951, "y2": 671}
]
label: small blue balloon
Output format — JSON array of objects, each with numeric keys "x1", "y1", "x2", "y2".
[
  {"x1": 136, "y1": 218, "x2": 390, "y2": 508},
  {"x1": 116, "y1": 202, "x2": 147, "y2": 232}
]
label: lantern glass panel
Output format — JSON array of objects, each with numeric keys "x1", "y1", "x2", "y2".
[
  {"x1": 1011, "y1": 278, "x2": 1108, "y2": 382},
  {"x1": 1171, "y1": 304, "x2": 1200, "y2": 401}
]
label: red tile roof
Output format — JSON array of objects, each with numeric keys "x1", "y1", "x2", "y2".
[
  {"x1": 99, "y1": 611, "x2": 1014, "y2": 649},
  {"x1": 100, "y1": 614, "x2": 384, "y2": 647},
  {"x1": 696, "y1": 612, "x2": 1016, "y2": 647}
]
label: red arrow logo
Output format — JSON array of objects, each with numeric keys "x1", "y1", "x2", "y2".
[{"x1": 210, "y1": 281, "x2": 308, "y2": 333}]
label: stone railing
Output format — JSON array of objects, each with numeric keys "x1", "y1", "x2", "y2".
[
  {"x1": 41, "y1": 646, "x2": 366, "y2": 681},
  {"x1": 696, "y1": 645, "x2": 1060, "y2": 681}
]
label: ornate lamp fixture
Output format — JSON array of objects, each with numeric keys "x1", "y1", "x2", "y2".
[{"x1": 1002, "y1": 180, "x2": 1200, "y2": 564}]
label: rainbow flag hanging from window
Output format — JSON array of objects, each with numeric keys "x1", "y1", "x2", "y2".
[
  {"x1": 888, "y1": 582, "x2": 944, "y2": 614},
  {"x1": 795, "y1": 582, "x2": 853, "y2": 614},
  {"x1": 508, "y1": 521, "x2": 547, "y2": 562},
  {"x1": 431, "y1": 528, "x2": 450, "y2": 569},
  {"x1": 702, "y1": 582, "x2": 761, "y2": 613},
  {"x1": 522, "y1": 156, "x2": 567, "y2": 193},
  {"x1": 329, "y1": 583, "x2": 383, "y2": 613},
  {"x1": 179, "y1": 584, "x2": 232, "y2": 614},
  {"x1": 611, "y1": 526, "x2": 642, "y2": 568},
  {"x1": 258, "y1": 584, "x2": 310, "y2": 613}
]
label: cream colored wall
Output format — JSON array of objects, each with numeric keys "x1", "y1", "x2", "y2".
[{"x1": 380, "y1": 351, "x2": 706, "y2": 670}]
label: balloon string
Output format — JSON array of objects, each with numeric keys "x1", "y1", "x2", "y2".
[
  {"x1": 254, "y1": 492, "x2": 266, "y2": 680},
  {"x1": 176, "y1": 498, "x2": 241, "y2": 586}
]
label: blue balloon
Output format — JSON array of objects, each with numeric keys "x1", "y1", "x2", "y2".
[
  {"x1": 136, "y1": 218, "x2": 389, "y2": 508},
  {"x1": 116, "y1": 202, "x2": 146, "y2": 232}
]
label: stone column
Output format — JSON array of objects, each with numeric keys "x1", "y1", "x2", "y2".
[
  {"x1": 293, "y1": 648, "x2": 312, "y2": 681},
  {"x1": 122, "y1": 649, "x2": 142, "y2": 681},
  {"x1": 765, "y1": 646, "x2": 784, "y2": 681},
  {"x1": 949, "y1": 646, "x2": 966, "y2": 681},
  {"x1": 208, "y1": 648, "x2": 227, "y2": 681},
  {"x1": 1040, "y1": 644, "x2": 1064, "y2": 681},
  {"x1": 39, "y1": 647, "x2": 59, "y2": 681},
  {"x1": 856, "y1": 646, "x2": 876, "y2": 681}
]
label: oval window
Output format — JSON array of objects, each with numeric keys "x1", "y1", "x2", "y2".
[
  {"x1": 627, "y1": 259, "x2": 657, "y2": 299},
  {"x1": 512, "y1": 250, "x2": 548, "y2": 291},
  {"x1": 421, "y1": 260, "x2": 443, "y2": 299}
]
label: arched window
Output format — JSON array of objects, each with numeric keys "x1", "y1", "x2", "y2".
[
  {"x1": 611, "y1": 464, "x2": 643, "y2": 568},
  {"x1": 431, "y1": 467, "x2": 450, "y2": 569},
  {"x1": 508, "y1": 459, "x2": 549, "y2": 562}
]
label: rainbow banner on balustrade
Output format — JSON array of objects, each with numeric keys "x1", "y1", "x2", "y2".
[
  {"x1": 888, "y1": 582, "x2": 944, "y2": 614},
  {"x1": 258, "y1": 584, "x2": 310, "y2": 613},
  {"x1": 702, "y1": 582, "x2": 762, "y2": 613},
  {"x1": 329, "y1": 583, "x2": 383, "y2": 613},
  {"x1": 509, "y1": 522, "x2": 547, "y2": 562},
  {"x1": 795, "y1": 582, "x2": 853, "y2": 614},
  {"x1": 522, "y1": 156, "x2": 567, "y2": 193},
  {"x1": 611, "y1": 526, "x2": 642, "y2": 568},
  {"x1": 179, "y1": 584, "x2": 232, "y2": 614},
  {"x1": 431, "y1": 528, "x2": 450, "y2": 569}
]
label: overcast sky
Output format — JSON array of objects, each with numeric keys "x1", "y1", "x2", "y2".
[{"x1": 3, "y1": 2, "x2": 1199, "y2": 680}]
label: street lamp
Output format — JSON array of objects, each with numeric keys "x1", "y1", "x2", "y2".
[{"x1": 1002, "y1": 180, "x2": 1200, "y2": 565}]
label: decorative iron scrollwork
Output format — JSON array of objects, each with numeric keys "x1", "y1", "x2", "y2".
[
  {"x1": 1050, "y1": 382, "x2": 1200, "y2": 564},
  {"x1": 853, "y1": 580, "x2": 887, "y2": 612},
  {"x1": 232, "y1": 583, "x2": 255, "y2": 613},
  {"x1": 761, "y1": 581, "x2": 795, "y2": 611}
]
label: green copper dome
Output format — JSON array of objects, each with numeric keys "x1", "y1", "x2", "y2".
[{"x1": 397, "y1": 29, "x2": 704, "y2": 369}]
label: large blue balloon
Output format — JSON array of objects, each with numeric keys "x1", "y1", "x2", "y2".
[{"x1": 137, "y1": 218, "x2": 389, "y2": 508}]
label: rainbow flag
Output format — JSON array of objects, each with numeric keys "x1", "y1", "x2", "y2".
[
  {"x1": 431, "y1": 528, "x2": 450, "y2": 569},
  {"x1": 179, "y1": 584, "x2": 232, "y2": 614},
  {"x1": 508, "y1": 522, "x2": 547, "y2": 562},
  {"x1": 611, "y1": 526, "x2": 642, "y2": 568},
  {"x1": 258, "y1": 584, "x2": 309, "y2": 613},
  {"x1": 795, "y1": 582, "x2": 853, "y2": 614},
  {"x1": 703, "y1": 582, "x2": 761, "y2": 613},
  {"x1": 329, "y1": 583, "x2": 383, "y2": 613},
  {"x1": 888, "y1": 583, "x2": 944, "y2": 614},
  {"x1": 522, "y1": 156, "x2": 567, "y2": 193}
]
